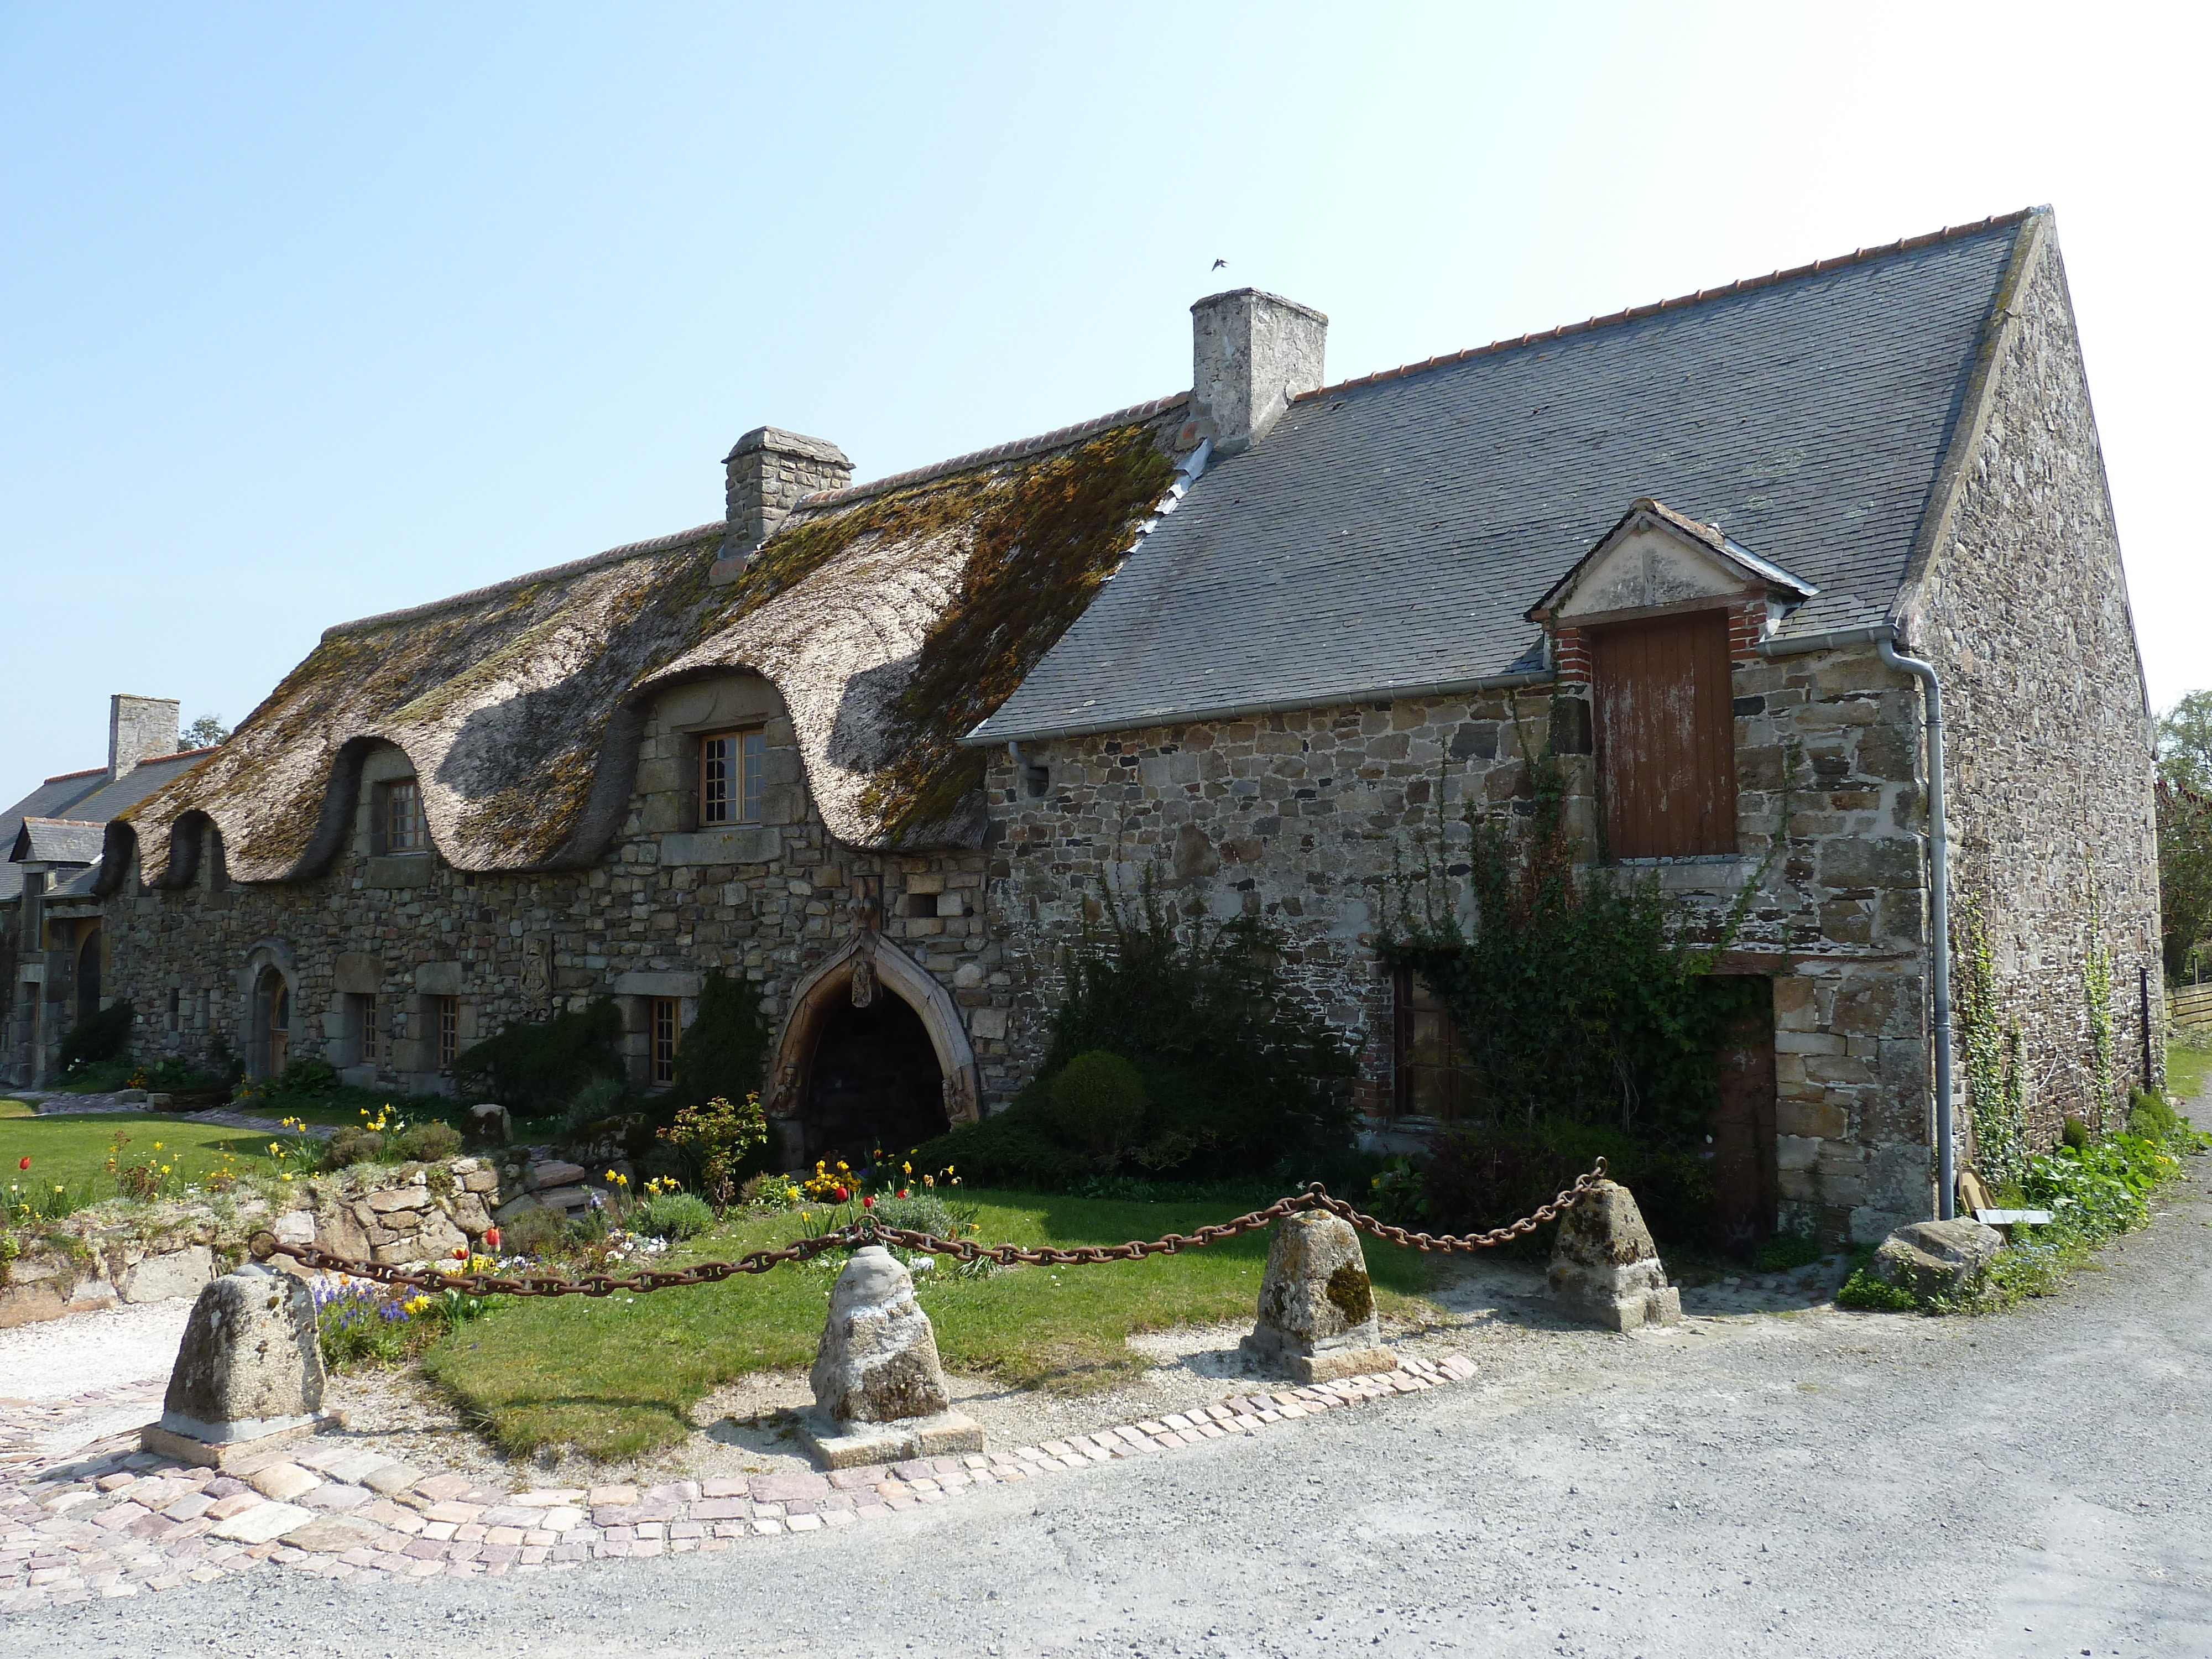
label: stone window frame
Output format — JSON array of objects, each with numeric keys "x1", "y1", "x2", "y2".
[{"x1": 697, "y1": 727, "x2": 768, "y2": 827}]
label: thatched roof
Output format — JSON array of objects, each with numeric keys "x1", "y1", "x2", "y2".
[{"x1": 107, "y1": 397, "x2": 1190, "y2": 889}]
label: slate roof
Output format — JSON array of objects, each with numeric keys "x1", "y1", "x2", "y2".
[
  {"x1": 11, "y1": 818, "x2": 106, "y2": 865},
  {"x1": 112, "y1": 399, "x2": 1191, "y2": 885},
  {"x1": 974, "y1": 211, "x2": 2033, "y2": 743},
  {"x1": 0, "y1": 752, "x2": 214, "y2": 903}
]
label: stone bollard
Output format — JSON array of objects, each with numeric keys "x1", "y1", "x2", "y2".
[
  {"x1": 140, "y1": 1263, "x2": 341, "y2": 1469},
  {"x1": 1547, "y1": 1180, "x2": 1682, "y2": 1331},
  {"x1": 1241, "y1": 1211, "x2": 1399, "y2": 1383},
  {"x1": 464, "y1": 1102, "x2": 513, "y2": 1147},
  {"x1": 1871, "y1": 1218, "x2": 2003, "y2": 1301},
  {"x1": 796, "y1": 1245, "x2": 984, "y2": 1469}
]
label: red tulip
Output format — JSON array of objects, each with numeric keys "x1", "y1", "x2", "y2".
[
  {"x1": 452, "y1": 1245, "x2": 467, "y2": 1260},
  {"x1": 832, "y1": 1186, "x2": 849, "y2": 1202},
  {"x1": 862, "y1": 1194, "x2": 875, "y2": 1209},
  {"x1": 484, "y1": 1226, "x2": 502, "y2": 1251},
  {"x1": 16, "y1": 1157, "x2": 27, "y2": 1171},
  {"x1": 897, "y1": 1189, "x2": 909, "y2": 1199}
]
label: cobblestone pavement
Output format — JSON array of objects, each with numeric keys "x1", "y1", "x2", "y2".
[{"x1": 0, "y1": 1353, "x2": 1476, "y2": 1610}]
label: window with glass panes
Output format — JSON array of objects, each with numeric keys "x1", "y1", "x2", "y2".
[
  {"x1": 650, "y1": 997, "x2": 680, "y2": 1087},
  {"x1": 383, "y1": 780, "x2": 425, "y2": 853},
  {"x1": 436, "y1": 996, "x2": 459, "y2": 1070},
  {"x1": 699, "y1": 729, "x2": 766, "y2": 825},
  {"x1": 1392, "y1": 968, "x2": 1479, "y2": 1122}
]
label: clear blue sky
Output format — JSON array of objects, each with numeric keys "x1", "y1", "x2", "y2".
[{"x1": 3, "y1": 2, "x2": 2205, "y2": 785}]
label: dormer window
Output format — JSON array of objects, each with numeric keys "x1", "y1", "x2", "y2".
[
  {"x1": 700, "y1": 729, "x2": 766, "y2": 825},
  {"x1": 1590, "y1": 611, "x2": 1738, "y2": 858},
  {"x1": 379, "y1": 779, "x2": 425, "y2": 854}
]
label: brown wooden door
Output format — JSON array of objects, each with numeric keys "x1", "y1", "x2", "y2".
[
  {"x1": 1710, "y1": 992, "x2": 1778, "y2": 1255},
  {"x1": 1591, "y1": 611, "x2": 1738, "y2": 858}
]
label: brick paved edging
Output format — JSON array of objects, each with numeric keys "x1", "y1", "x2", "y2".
[{"x1": 0, "y1": 1355, "x2": 1476, "y2": 1609}]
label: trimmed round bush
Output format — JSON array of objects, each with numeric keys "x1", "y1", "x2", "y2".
[
  {"x1": 320, "y1": 1128, "x2": 382, "y2": 1171},
  {"x1": 500, "y1": 1203, "x2": 569, "y2": 1260},
  {"x1": 1045, "y1": 1051, "x2": 1147, "y2": 1162},
  {"x1": 634, "y1": 1192, "x2": 713, "y2": 1241},
  {"x1": 397, "y1": 1121, "x2": 462, "y2": 1163}
]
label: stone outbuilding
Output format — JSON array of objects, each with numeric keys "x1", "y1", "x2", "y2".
[{"x1": 82, "y1": 206, "x2": 2158, "y2": 1244}]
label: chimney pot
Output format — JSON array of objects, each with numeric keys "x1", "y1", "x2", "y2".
[
  {"x1": 714, "y1": 427, "x2": 854, "y2": 583},
  {"x1": 1190, "y1": 289, "x2": 1328, "y2": 453},
  {"x1": 108, "y1": 694, "x2": 180, "y2": 782}
]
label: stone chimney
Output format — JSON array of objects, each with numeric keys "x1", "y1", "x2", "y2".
[
  {"x1": 713, "y1": 427, "x2": 854, "y2": 582},
  {"x1": 108, "y1": 694, "x2": 180, "y2": 781},
  {"x1": 1190, "y1": 289, "x2": 1328, "y2": 453}
]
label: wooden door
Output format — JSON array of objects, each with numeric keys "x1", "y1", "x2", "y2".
[
  {"x1": 1710, "y1": 990, "x2": 1778, "y2": 1255},
  {"x1": 1591, "y1": 611, "x2": 1738, "y2": 858}
]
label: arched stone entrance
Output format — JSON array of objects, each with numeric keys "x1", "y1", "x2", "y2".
[
  {"x1": 766, "y1": 936, "x2": 980, "y2": 1169},
  {"x1": 73, "y1": 928, "x2": 101, "y2": 1026},
  {"x1": 238, "y1": 941, "x2": 299, "y2": 1081}
]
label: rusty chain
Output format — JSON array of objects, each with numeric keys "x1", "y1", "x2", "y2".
[{"x1": 247, "y1": 1159, "x2": 1606, "y2": 1301}]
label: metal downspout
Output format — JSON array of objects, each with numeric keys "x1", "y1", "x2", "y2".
[{"x1": 1877, "y1": 633, "x2": 1955, "y2": 1220}]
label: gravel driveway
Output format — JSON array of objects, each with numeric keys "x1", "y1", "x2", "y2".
[{"x1": 11, "y1": 1165, "x2": 2208, "y2": 1657}]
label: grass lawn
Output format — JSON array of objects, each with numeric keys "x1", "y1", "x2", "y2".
[
  {"x1": 1, "y1": 1112, "x2": 294, "y2": 1211},
  {"x1": 2168, "y1": 1040, "x2": 2212, "y2": 1108},
  {"x1": 423, "y1": 1187, "x2": 1447, "y2": 1462}
]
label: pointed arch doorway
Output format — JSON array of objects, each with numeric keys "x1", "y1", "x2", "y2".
[{"x1": 766, "y1": 937, "x2": 980, "y2": 1169}]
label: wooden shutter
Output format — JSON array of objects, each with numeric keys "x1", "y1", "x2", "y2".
[{"x1": 1591, "y1": 610, "x2": 1738, "y2": 859}]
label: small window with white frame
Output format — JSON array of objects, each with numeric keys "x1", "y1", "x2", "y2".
[{"x1": 378, "y1": 779, "x2": 426, "y2": 854}]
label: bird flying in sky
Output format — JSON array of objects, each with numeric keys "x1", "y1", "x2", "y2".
[{"x1": 1211, "y1": 258, "x2": 1227, "y2": 270}]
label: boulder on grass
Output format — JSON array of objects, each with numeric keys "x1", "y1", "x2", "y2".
[
  {"x1": 1240, "y1": 1212, "x2": 1398, "y2": 1383},
  {"x1": 1547, "y1": 1180, "x2": 1682, "y2": 1332},
  {"x1": 1871, "y1": 1219, "x2": 2004, "y2": 1302}
]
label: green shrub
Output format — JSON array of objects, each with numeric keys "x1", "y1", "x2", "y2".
[
  {"x1": 1837, "y1": 1265, "x2": 1920, "y2": 1312},
  {"x1": 633, "y1": 1192, "x2": 713, "y2": 1240},
  {"x1": 662, "y1": 972, "x2": 770, "y2": 1124},
  {"x1": 500, "y1": 1203, "x2": 570, "y2": 1260},
  {"x1": 320, "y1": 1128, "x2": 383, "y2": 1171},
  {"x1": 557, "y1": 1076, "x2": 634, "y2": 1144},
  {"x1": 2125, "y1": 1088, "x2": 2182, "y2": 1145},
  {"x1": 58, "y1": 1001, "x2": 135, "y2": 1077},
  {"x1": 867, "y1": 1192, "x2": 963, "y2": 1240},
  {"x1": 451, "y1": 999, "x2": 624, "y2": 1120},
  {"x1": 274, "y1": 1058, "x2": 338, "y2": 1098},
  {"x1": 912, "y1": 1087, "x2": 1094, "y2": 1191},
  {"x1": 1046, "y1": 1051, "x2": 1148, "y2": 1165},
  {"x1": 396, "y1": 1122, "x2": 462, "y2": 1163},
  {"x1": 2061, "y1": 1114, "x2": 2091, "y2": 1151}
]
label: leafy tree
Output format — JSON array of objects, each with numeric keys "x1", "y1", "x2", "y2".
[
  {"x1": 2158, "y1": 776, "x2": 2212, "y2": 980},
  {"x1": 180, "y1": 714, "x2": 230, "y2": 750},
  {"x1": 57, "y1": 999, "x2": 134, "y2": 1073},
  {"x1": 2157, "y1": 691, "x2": 2212, "y2": 792}
]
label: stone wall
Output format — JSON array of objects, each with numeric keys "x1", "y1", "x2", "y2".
[
  {"x1": 0, "y1": 1154, "x2": 503, "y2": 1328},
  {"x1": 1913, "y1": 220, "x2": 2164, "y2": 1147},
  {"x1": 982, "y1": 641, "x2": 1938, "y2": 1242},
  {"x1": 100, "y1": 675, "x2": 1010, "y2": 1114}
]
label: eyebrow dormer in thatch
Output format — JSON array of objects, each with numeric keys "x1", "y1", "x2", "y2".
[{"x1": 106, "y1": 395, "x2": 1193, "y2": 891}]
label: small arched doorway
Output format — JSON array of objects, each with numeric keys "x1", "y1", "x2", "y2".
[
  {"x1": 766, "y1": 937, "x2": 982, "y2": 1171},
  {"x1": 805, "y1": 994, "x2": 947, "y2": 1165},
  {"x1": 74, "y1": 928, "x2": 101, "y2": 1025},
  {"x1": 253, "y1": 966, "x2": 291, "y2": 1078}
]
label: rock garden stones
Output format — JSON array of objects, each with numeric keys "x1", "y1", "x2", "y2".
[
  {"x1": 1547, "y1": 1180, "x2": 1683, "y2": 1331},
  {"x1": 1241, "y1": 1211, "x2": 1399, "y2": 1383},
  {"x1": 140, "y1": 1263, "x2": 341, "y2": 1469},
  {"x1": 465, "y1": 1102, "x2": 513, "y2": 1146},
  {"x1": 1870, "y1": 1218, "x2": 2004, "y2": 1302},
  {"x1": 798, "y1": 1245, "x2": 983, "y2": 1469}
]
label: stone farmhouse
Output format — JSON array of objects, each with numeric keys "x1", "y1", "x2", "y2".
[
  {"x1": 70, "y1": 206, "x2": 2158, "y2": 1245},
  {"x1": 2, "y1": 696, "x2": 216, "y2": 1084}
]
